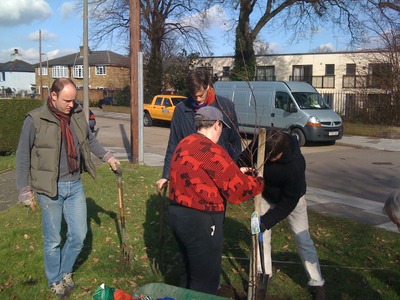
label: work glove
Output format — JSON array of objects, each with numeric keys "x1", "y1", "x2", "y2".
[
  {"x1": 18, "y1": 187, "x2": 37, "y2": 211},
  {"x1": 103, "y1": 152, "x2": 120, "y2": 171}
]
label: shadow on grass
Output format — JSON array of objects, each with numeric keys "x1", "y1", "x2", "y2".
[
  {"x1": 74, "y1": 197, "x2": 119, "y2": 271},
  {"x1": 270, "y1": 251, "x2": 384, "y2": 300},
  {"x1": 141, "y1": 193, "x2": 254, "y2": 299}
]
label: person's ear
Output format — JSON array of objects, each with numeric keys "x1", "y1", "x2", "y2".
[
  {"x1": 213, "y1": 121, "x2": 219, "y2": 131},
  {"x1": 50, "y1": 91, "x2": 57, "y2": 101}
]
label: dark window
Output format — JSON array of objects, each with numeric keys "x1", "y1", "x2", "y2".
[
  {"x1": 368, "y1": 63, "x2": 391, "y2": 88},
  {"x1": 155, "y1": 97, "x2": 162, "y2": 105},
  {"x1": 255, "y1": 66, "x2": 275, "y2": 81},
  {"x1": 222, "y1": 66, "x2": 230, "y2": 77},
  {"x1": 164, "y1": 98, "x2": 172, "y2": 106},
  {"x1": 346, "y1": 64, "x2": 356, "y2": 75},
  {"x1": 292, "y1": 65, "x2": 313, "y2": 84},
  {"x1": 275, "y1": 92, "x2": 292, "y2": 111},
  {"x1": 325, "y1": 64, "x2": 335, "y2": 75}
]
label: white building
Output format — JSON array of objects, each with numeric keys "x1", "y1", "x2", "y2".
[
  {"x1": 197, "y1": 50, "x2": 394, "y2": 117},
  {"x1": 0, "y1": 49, "x2": 35, "y2": 97}
]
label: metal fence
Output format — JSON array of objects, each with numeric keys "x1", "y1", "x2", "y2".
[{"x1": 322, "y1": 91, "x2": 399, "y2": 124}]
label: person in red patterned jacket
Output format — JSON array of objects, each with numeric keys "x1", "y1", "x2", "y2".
[{"x1": 168, "y1": 106, "x2": 264, "y2": 295}]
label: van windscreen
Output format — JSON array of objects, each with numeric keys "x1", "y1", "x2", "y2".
[{"x1": 292, "y1": 92, "x2": 330, "y2": 109}]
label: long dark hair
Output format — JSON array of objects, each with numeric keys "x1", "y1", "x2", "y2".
[{"x1": 265, "y1": 129, "x2": 289, "y2": 159}]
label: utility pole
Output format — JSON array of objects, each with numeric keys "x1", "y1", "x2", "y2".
[
  {"x1": 39, "y1": 30, "x2": 43, "y2": 100},
  {"x1": 83, "y1": 0, "x2": 89, "y2": 123},
  {"x1": 130, "y1": 0, "x2": 140, "y2": 164}
]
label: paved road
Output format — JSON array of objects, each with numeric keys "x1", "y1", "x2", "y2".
[{"x1": 2, "y1": 108, "x2": 399, "y2": 233}]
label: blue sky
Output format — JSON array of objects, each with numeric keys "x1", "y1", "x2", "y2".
[{"x1": 0, "y1": 1, "x2": 350, "y2": 63}]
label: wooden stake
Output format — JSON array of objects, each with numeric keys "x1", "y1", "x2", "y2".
[{"x1": 247, "y1": 128, "x2": 266, "y2": 300}]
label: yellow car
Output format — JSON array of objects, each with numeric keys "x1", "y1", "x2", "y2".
[{"x1": 143, "y1": 94, "x2": 187, "y2": 126}]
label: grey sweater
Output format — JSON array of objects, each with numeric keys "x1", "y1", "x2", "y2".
[{"x1": 16, "y1": 114, "x2": 108, "y2": 191}]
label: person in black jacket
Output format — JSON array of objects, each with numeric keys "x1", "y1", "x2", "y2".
[
  {"x1": 156, "y1": 68, "x2": 241, "y2": 190},
  {"x1": 239, "y1": 129, "x2": 325, "y2": 300},
  {"x1": 383, "y1": 189, "x2": 400, "y2": 232}
]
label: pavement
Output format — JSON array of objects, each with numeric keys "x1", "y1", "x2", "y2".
[{"x1": 1, "y1": 113, "x2": 399, "y2": 233}]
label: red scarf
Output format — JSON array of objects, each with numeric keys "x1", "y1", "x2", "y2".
[
  {"x1": 192, "y1": 87, "x2": 217, "y2": 111},
  {"x1": 47, "y1": 98, "x2": 79, "y2": 174},
  {"x1": 205, "y1": 87, "x2": 216, "y2": 106}
]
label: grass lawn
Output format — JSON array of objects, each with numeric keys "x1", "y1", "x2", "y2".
[{"x1": 1, "y1": 162, "x2": 399, "y2": 299}]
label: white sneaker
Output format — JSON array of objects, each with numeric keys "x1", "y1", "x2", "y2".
[
  {"x1": 50, "y1": 281, "x2": 67, "y2": 298},
  {"x1": 63, "y1": 273, "x2": 76, "y2": 291}
]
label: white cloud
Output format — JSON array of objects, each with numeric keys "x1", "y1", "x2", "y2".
[
  {"x1": 314, "y1": 43, "x2": 335, "y2": 52},
  {"x1": 0, "y1": 0, "x2": 52, "y2": 27},
  {"x1": 28, "y1": 30, "x2": 58, "y2": 42},
  {"x1": 0, "y1": 47, "x2": 75, "y2": 63},
  {"x1": 179, "y1": 5, "x2": 230, "y2": 30},
  {"x1": 61, "y1": 2, "x2": 76, "y2": 19},
  {"x1": 202, "y1": 5, "x2": 231, "y2": 30}
]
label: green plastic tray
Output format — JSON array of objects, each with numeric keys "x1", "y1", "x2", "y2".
[{"x1": 133, "y1": 283, "x2": 229, "y2": 299}]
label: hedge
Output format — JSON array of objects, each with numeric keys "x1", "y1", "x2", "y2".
[{"x1": 0, "y1": 99, "x2": 44, "y2": 154}]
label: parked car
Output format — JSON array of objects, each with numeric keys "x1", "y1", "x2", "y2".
[
  {"x1": 98, "y1": 96, "x2": 114, "y2": 108},
  {"x1": 89, "y1": 109, "x2": 96, "y2": 132},
  {"x1": 143, "y1": 95, "x2": 187, "y2": 126}
]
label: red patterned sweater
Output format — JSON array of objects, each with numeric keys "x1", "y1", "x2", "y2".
[{"x1": 169, "y1": 133, "x2": 264, "y2": 212}]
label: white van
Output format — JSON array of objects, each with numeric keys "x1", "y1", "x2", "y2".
[{"x1": 214, "y1": 81, "x2": 343, "y2": 146}]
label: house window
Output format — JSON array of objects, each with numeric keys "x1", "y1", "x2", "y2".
[
  {"x1": 222, "y1": 66, "x2": 230, "y2": 77},
  {"x1": 346, "y1": 64, "x2": 356, "y2": 75},
  {"x1": 95, "y1": 65, "x2": 106, "y2": 75},
  {"x1": 292, "y1": 65, "x2": 313, "y2": 84},
  {"x1": 39, "y1": 67, "x2": 48, "y2": 76},
  {"x1": 368, "y1": 63, "x2": 391, "y2": 88},
  {"x1": 73, "y1": 65, "x2": 84, "y2": 78},
  {"x1": 52, "y1": 66, "x2": 68, "y2": 78},
  {"x1": 0, "y1": 72, "x2": 4, "y2": 81},
  {"x1": 256, "y1": 66, "x2": 275, "y2": 81},
  {"x1": 325, "y1": 64, "x2": 335, "y2": 75}
]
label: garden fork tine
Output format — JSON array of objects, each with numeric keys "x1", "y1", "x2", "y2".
[{"x1": 115, "y1": 165, "x2": 131, "y2": 262}]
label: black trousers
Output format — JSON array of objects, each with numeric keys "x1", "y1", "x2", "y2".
[{"x1": 168, "y1": 205, "x2": 224, "y2": 295}]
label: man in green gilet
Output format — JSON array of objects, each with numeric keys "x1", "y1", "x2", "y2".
[{"x1": 16, "y1": 78, "x2": 119, "y2": 298}]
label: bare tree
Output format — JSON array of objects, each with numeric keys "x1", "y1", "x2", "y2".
[
  {"x1": 347, "y1": 0, "x2": 400, "y2": 125},
  {"x1": 218, "y1": 0, "x2": 365, "y2": 81},
  {"x1": 89, "y1": 0, "x2": 212, "y2": 99}
]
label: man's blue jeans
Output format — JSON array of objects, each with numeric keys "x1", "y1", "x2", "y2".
[{"x1": 37, "y1": 179, "x2": 87, "y2": 285}]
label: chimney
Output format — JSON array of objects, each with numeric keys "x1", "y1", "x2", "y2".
[
  {"x1": 11, "y1": 49, "x2": 22, "y2": 61},
  {"x1": 79, "y1": 46, "x2": 84, "y2": 57}
]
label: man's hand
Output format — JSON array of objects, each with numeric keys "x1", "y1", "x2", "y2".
[
  {"x1": 103, "y1": 151, "x2": 120, "y2": 171},
  {"x1": 18, "y1": 188, "x2": 37, "y2": 211},
  {"x1": 156, "y1": 178, "x2": 168, "y2": 191},
  {"x1": 108, "y1": 157, "x2": 120, "y2": 172}
]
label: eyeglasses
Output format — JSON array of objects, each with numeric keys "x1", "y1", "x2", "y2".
[{"x1": 193, "y1": 86, "x2": 209, "y2": 101}]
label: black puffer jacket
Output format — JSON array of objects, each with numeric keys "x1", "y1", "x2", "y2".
[
  {"x1": 162, "y1": 95, "x2": 241, "y2": 179},
  {"x1": 239, "y1": 133, "x2": 306, "y2": 230}
]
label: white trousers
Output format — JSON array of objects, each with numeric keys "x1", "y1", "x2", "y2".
[{"x1": 257, "y1": 196, "x2": 325, "y2": 286}]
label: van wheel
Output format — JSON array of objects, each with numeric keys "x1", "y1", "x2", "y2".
[
  {"x1": 291, "y1": 128, "x2": 306, "y2": 147},
  {"x1": 143, "y1": 112, "x2": 153, "y2": 127}
]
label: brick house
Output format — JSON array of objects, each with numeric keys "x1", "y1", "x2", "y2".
[{"x1": 34, "y1": 47, "x2": 130, "y2": 101}]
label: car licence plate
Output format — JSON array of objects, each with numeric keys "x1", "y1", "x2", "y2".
[{"x1": 329, "y1": 131, "x2": 339, "y2": 136}]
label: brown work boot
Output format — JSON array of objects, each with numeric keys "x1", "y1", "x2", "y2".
[
  {"x1": 308, "y1": 285, "x2": 326, "y2": 300},
  {"x1": 256, "y1": 273, "x2": 269, "y2": 300}
]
